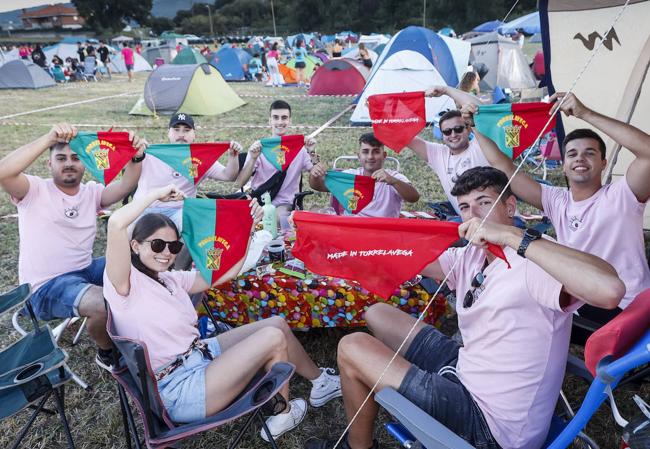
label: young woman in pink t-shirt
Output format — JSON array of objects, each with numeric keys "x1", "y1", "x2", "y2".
[{"x1": 104, "y1": 185, "x2": 341, "y2": 438}]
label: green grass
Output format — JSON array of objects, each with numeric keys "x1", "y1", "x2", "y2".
[{"x1": 0, "y1": 73, "x2": 647, "y2": 448}]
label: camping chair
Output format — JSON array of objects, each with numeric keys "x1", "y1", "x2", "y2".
[
  {"x1": 82, "y1": 56, "x2": 98, "y2": 82},
  {"x1": 329, "y1": 155, "x2": 400, "y2": 215},
  {"x1": 376, "y1": 291, "x2": 650, "y2": 449},
  {"x1": 0, "y1": 284, "x2": 76, "y2": 449},
  {"x1": 106, "y1": 308, "x2": 296, "y2": 449},
  {"x1": 51, "y1": 65, "x2": 67, "y2": 83}
]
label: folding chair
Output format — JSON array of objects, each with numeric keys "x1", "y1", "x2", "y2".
[
  {"x1": 0, "y1": 284, "x2": 76, "y2": 449},
  {"x1": 51, "y1": 65, "x2": 67, "y2": 83},
  {"x1": 82, "y1": 56, "x2": 98, "y2": 82},
  {"x1": 375, "y1": 291, "x2": 650, "y2": 449},
  {"x1": 106, "y1": 309, "x2": 296, "y2": 449}
]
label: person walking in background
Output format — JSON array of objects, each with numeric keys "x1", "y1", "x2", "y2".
[
  {"x1": 267, "y1": 42, "x2": 283, "y2": 87},
  {"x1": 293, "y1": 39, "x2": 308, "y2": 86},
  {"x1": 121, "y1": 42, "x2": 135, "y2": 82}
]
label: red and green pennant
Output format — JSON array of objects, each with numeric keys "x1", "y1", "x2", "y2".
[
  {"x1": 69, "y1": 131, "x2": 138, "y2": 185},
  {"x1": 324, "y1": 170, "x2": 375, "y2": 214},
  {"x1": 146, "y1": 143, "x2": 231, "y2": 184},
  {"x1": 260, "y1": 134, "x2": 304, "y2": 171},
  {"x1": 368, "y1": 91, "x2": 426, "y2": 153},
  {"x1": 292, "y1": 212, "x2": 510, "y2": 299},
  {"x1": 474, "y1": 102, "x2": 556, "y2": 159},
  {"x1": 181, "y1": 198, "x2": 253, "y2": 285}
]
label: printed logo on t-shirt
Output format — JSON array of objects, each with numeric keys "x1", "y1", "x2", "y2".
[
  {"x1": 448, "y1": 157, "x2": 471, "y2": 183},
  {"x1": 569, "y1": 216, "x2": 582, "y2": 232},
  {"x1": 64, "y1": 206, "x2": 79, "y2": 219}
]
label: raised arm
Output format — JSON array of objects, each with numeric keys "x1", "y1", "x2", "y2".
[
  {"x1": 100, "y1": 130, "x2": 148, "y2": 207},
  {"x1": 460, "y1": 218, "x2": 625, "y2": 309},
  {"x1": 0, "y1": 124, "x2": 76, "y2": 200},
  {"x1": 106, "y1": 185, "x2": 184, "y2": 296},
  {"x1": 188, "y1": 199, "x2": 263, "y2": 294},
  {"x1": 235, "y1": 141, "x2": 261, "y2": 189},
  {"x1": 425, "y1": 85, "x2": 482, "y2": 108},
  {"x1": 551, "y1": 92, "x2": 650, "y2": 202},
  {"x1": 463, "y1": 104, "x2": 544, "y2": 210},
  {"x1": 219, "y1": 141, "x2": 243, "y2": 182}
]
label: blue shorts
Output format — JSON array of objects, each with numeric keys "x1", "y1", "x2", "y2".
[
  {"x1": 398, "y1": 326, "x2": 501, "y2": 449},
  {"x1": 30, "y1": 257, "x2": 105, "y2": 321},
  {"x1": 157, "y1": 336, "x2": 222, "y2": 423}
]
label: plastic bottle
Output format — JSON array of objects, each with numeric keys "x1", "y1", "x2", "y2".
[{"x1": 261, "y1": 191, "x2": 278, "y2": 239}]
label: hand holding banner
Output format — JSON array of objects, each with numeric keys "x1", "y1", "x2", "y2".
[
  {"x1": 324, "y1": 170, "x2": 375, "y2": 214},
  {"x1": 368, "y1": 92, "x2": 426, "y2": 153},
  {"x1": 260, "y1": 134, "x2": 305, "y2": 171},
  {"x1": 69, "y1": 131, "x2": 138, "y2": 185}
]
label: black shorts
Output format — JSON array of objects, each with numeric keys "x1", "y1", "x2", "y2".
[{"x1": 294, "y1": 61, "x2": 306, "y2": 69}]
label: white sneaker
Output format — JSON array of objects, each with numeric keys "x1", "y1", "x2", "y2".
[
  {"x1": 309, "y1": 367, "x2": 342, "y2": 407},
  {"x1": 260, "y1": 398, "x2": 307, "y2": 442}
]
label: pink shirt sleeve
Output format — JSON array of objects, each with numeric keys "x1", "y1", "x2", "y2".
[
  {"x1": 437, "y1": 248, "x2": 459, "y2": 291},
  {"x1": 540, "y1": 184, "x2": 566, "y2": 222},
  {"x1": 524, "y1": 254, "x2": 582, "y2": 313},
  {"x1": 89, "y1": 181, "x2": 105, "y2": 211},
  {"x1": 204, "y1": 161, "x2": 227, "y2": 180},
  {"x1": 425, "y1": 142, "x2": 448, "y2": 175},
  {"x1": 10, "y1": 174, "x2": 42, "y2": 207}
]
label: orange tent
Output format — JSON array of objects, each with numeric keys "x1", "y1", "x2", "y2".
[{"x1": 278, "y1": 64, "x2": 297, "y2": 84}]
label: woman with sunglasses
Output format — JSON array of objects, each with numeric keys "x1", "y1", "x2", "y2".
[{"x1": 104, "y1": 184, "x2": 341, "y2": 438}]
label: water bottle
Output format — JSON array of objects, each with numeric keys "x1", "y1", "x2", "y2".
[{"x1": 261, "y1": 191, "x2": 278, "y2": 239}]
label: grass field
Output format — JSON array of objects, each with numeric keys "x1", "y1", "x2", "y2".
[{"x1": 0, "y1": 73, "x2": 647, "y2": 449}]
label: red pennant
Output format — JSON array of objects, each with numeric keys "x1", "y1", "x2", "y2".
[
  {"x1": 95, "y1": 131, "x2": 138, "y2": 184},
  {"x1": 292, "y1": 212, "x2": 509, "y2": 299},
  {"x1": 368, "y1": 92, "x2": 426, "y2": 153},
  {"x1": 189, "y1": 143, "x2": 231, "y2": 184}
]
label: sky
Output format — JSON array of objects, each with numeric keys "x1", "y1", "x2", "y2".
[{"x1": 0, "y1": 1, "x2": 65, "y2": 14}]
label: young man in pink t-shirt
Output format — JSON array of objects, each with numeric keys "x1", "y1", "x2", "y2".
[
  {"x1": 0, "y1": 123, "x2": 147, "y2": 369},
  {"x1": 305, "y1": 167, "x2": 624, "y2": 449},
  {"x1": 309, "y1": 132, "x2": 420, "y2": 218},
  {"x1": 464, "y1": 92, "x2": 650, "y2": 336},
  {"x1": 237, "y1": 100, "x2": 319, "y2": 216},
  {"x1": 121, "y1": 42, "x2": 134, "y2": 82}
]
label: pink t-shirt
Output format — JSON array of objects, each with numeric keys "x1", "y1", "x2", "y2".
[
  {"x1": 133, "y1": 155, "x2": 228, "y2": 209},
  {"x1": 103, "y1": 268, "x2": 199, "y2": 371},
  {"x1": 342, "y1": 167, "x2": 409, "y2": 218},
  {"x1": 425, "y1": 138, "x2": 490, "y2": 214},
  {"x1": 267, "y1": 50, "x2": 279, "y2": 60},
  {"x1": 12, "y1": 175, "x2": 104, "y2": 292},
  {"x1": 121, "y1": 47, "x2": 134, "y2": 65},
  {"x1": 439, "y1": 243, "x2": 581, "y2": 449},
  {"x1": 247, "y1": 146, "x2": 313, "y2": 206},
  {"x1": 541, "y1": 177, "x2": 649, "y2": 309}
]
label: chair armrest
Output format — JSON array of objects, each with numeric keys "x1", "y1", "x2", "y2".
[
  {"x1": 375, "y1": 388, "x2": 475, "y2": 449},
  {"x1": 201, "y1": 191, "x2": 248, "y2": 200},
  {"x1": 293, "y1": 191, "x2": 314, "y2": 210}
]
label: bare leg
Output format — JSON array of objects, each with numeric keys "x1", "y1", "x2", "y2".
[
  {"x1": 364, "y1": 302, "x2": 428, "y2": 354},
  {"x1": 337, "y1": 333, "x2": 412, "y2": 449},
  {"x1": 77, "y1": 286, "x2": 111, "y2": 350},
  {"x1": 205, "y1": 326, "x2": 290, "y2": 415},
  {"x1": 217, "y1": 316, "x2": 321, "y2": 380}
]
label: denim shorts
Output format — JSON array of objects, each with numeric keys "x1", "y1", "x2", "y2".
[
  {"x1": 398, "y1": 326, "x2": 501, "y2": 449},
  {"x1": 157, "y1": 336, "x2": 222, "y2": 423},
  {"x1": 29, "y1": 257, "x2": 105, "y2": 321}
]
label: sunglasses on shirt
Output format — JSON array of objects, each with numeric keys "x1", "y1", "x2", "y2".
[
  {"x1": 441, "y1": 125, "x2": 467, "y2": 136},
  {"x1": 143, "y1": 239, "x2": 184, "y2": 254},
  {"x1": 463, "y1": 271, "x2": 485, "y2": 308}
]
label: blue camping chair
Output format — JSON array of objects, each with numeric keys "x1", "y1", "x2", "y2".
[
  {"x1": 376, "y1": 291, "x2": 650, "y2": 449},
  {"x1": 0, "y1": 284, "x2": 76, "y2": 449},
  {"x1": 51, "y1": 65, "x2": 67, "y2": 83}
]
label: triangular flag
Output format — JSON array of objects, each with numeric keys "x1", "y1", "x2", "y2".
[
  {"x1": 146, "y1": 143, "x2": 231, "y2": 184},
  {"x1": 292, "y1": 212, "x2": 510, "y2": 299},
  {"x1": 368, "y1": 92, "x2": 426, "y2": 153},
  {"x1": 324, "y1": 170, "x2": 375, "y2": 214},
  {"x1": 181, "y1": 198, "x2": 253, "y2": 285},
  {"x1": 474, "y1": 102, "x2": 557, "y2": 159},
  {"x1": 69, "y1": 131, "x2": 138, "y2": 185},
  {"x1": 260, "y1": 134, "x2": 305, "y2": 171}
]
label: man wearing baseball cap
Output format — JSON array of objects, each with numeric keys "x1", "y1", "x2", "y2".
[{"x1": 132, "y1": 112, "x2": 243, "y2": 229}]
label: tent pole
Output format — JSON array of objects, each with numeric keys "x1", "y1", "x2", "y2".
[
  {"x1": 422, "y1": 0, "x2": 426, "y2": 27},
  {"x1": 270, "y1": 0, "x2": 277, "y2": 37}
]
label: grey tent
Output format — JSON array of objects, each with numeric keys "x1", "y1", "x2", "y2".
[
  {"x1": 0, "y1": 60, "x2": 55, "y2": 89},
  {"x1": 143, "y1": 45, "x2": 175, "y2": 66},
  {"x1": 467, "y1": 32, "x2": 536, "y2": 90}
]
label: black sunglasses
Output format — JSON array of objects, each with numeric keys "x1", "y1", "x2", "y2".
[
  {"x1": 463, "y1": 272, "x2": 485, "y2": 308},
  {"x1": 441, "y1": 125, "x2": 467, "y2": 136},
  {"x1": 143, "y1": 239, "x2": 184, "y2": 254}
]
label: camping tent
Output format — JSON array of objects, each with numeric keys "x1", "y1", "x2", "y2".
[
  {"x1": 539, "y1": 0, "x2": 650, "y2": 227},
  {"x1": 351, "y1": 26, "x2": 470, "y2": 125},
  {"x1": 472, "y1": 20, "x2": 504, "y2": 33},
  {"x1": 308, "y1": 58, "x2": 370, "y2": 96},
  {"x1": 43, "y1": 43, "x2": 81, "y2": 62},
  {"x1": 0, "y1": 60, "x2": 55, "y2": 89},
  {"x1": 342, "y1": 47, "x2": 379, "y2": 64},
  {"x1": 210, "y1": 47, "x2": 252, "y2": 81},
  {"x1": 129, "y1": 63, "x2": 244, "y2": 116},
  {"x1": 0, "y1": 48, "x2": 19, "y2": 66},
  {"x1": 499, "y1": 11, "x2": 540, "y2": 35},
  {"x1": 467, "y1": 32, "x2": 537, "y2": 89},
  {"x1": 108, "y1": 51, "x2": 152, "y2": 73},
  {"x1": 143, "y1": 45, "x2": 175, "y2": 66},
  {"x1": 285, "y1": 54, "x2": 322, "y2": 79},
  {"x1": 358, "y1": 34, "x2": 391, "y2": 50},
  {"x1": 172, "y1": 46, "x2": 207, "y2": 65}
]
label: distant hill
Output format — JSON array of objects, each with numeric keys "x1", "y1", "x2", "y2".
[{"x1": 152, "y1": 0, "x2": 208, "y2": 18}]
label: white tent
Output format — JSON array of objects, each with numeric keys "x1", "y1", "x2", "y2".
[
  {"x1": 342, "y1": 47, "x2": 379, "y2": 64},
  {"x1": 0, "y1": 48, "x2": 19, "y2": 66},
  {"x1": 540, "y1": 0, "x2": 650, "y2": 227},
  {"x1": 108, "y1": 51, "x2": 152, "y2": 73},
  {"x1": 358, "y1": 34, "x2": 390, "y2": 50},
  {"x1": 43, "y1": 43, "x2": 80, "y2": 62},
  {"x1": 467, "y1": 32, "x2": 537, "y2": 90}
]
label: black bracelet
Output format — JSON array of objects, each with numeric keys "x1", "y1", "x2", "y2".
[{"x1": 131, "y1": 153, "x2": 146, "y2": 163}]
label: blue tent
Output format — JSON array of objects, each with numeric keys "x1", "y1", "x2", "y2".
[
  {"x1": 472, "y1": 20, "x2": 504, "y2": 33},
  {"x1": 209, "y1": 47, "x2": 252, "y2": 81},
  {"x1": 499, "y1": 11, "x2": 540, "y2": 35},
  {"x1": 438, "y1": 27, "x2": 456, "y2": 37}
]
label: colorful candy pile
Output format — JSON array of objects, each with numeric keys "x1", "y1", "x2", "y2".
[{"x1": 202, "y1": 272, "x2": 448, "y2": 329}]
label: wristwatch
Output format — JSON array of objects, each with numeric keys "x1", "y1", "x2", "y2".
[
  {"x1": 131, "y1": 153, "x2": 146, "y2": 163},
  {"x1": 517, "y1": 228, "x2": 542, "y2": 258}
]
